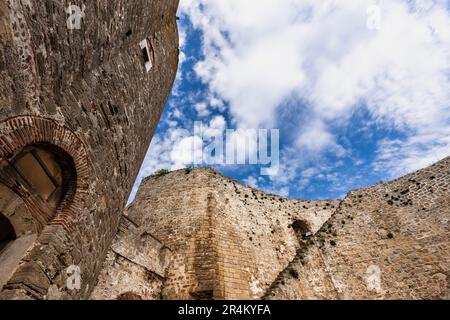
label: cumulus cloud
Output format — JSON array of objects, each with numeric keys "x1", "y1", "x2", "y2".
[
  {"x1": 128, "y1": 127, "x2": 197, "y2": 202},
  {"x1": 244, "y1": 176, "x2": 260, "y2": 188},
  {"x1": 194, "y1": 102, "x2": 211, "y2": 117},
  {"x1": 179, "y1": 0, "x2": 450, "y2": 174},
  {"x1": 131, "y1": 0, "x2": 450, "y2": 202},
  {"x1": 203, "y1": 115, "x2": 227, "y2": 137},
  {"x1": 374, "y1": 127, "x2": 450, "y2": 177},
  {"x1": 296, "y1": 119, "x2": 347, "y2": 157},
  {"x1": 131, "y1": 115, "x2": 229, "y2": 197}
]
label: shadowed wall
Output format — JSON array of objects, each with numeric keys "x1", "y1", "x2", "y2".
[{"x1": 0, "y1": 0, "x2": 179, "y2": 299}]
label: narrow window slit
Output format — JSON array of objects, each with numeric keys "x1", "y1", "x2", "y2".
[
  {"x1": 142, "y1": 47, "x2": 150, "y2": 63},
  {"x1": 139, "y1": 39, "x2": 154, "y2": 72}
]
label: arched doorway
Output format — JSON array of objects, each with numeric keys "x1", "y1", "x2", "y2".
[
  {"x1": 0, "y1": 211, "x2": 16, "y2": 253},
  {"x1": 0, "y1": 184, "x2": 38, "y2": 290},
  {"x1": 0, "y1": 144, "x2": 77, "y2": 290}
]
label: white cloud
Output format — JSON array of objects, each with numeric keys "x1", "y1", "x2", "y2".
[
  {"x1": 132, "y1": 0, "x2": 450, "y2": 202},
  {"x1": 263, "y1": 186, "x2": 290, "y2": 198},
  {"x1": 296, "y1": 119, "x2": 347, "y2": 157},
  {"x1": 129, "y1": 115, "x2": 230, "y2": 203},
  {"x1": 172, "y1": 22, "x2": 189, "y2": 98},
  {"x1": 374, "y1": 128, "x2": 450, "y2": 177},
  {"x1": 193, "y1": 98, "x2": 226, "y2": 118},
  {"x1": 203, "y1": 115, "x2": 227, "y2": 137},
  {"x1": 170, "y1": 135, "x2": 203, "y2": 169},
  {"x1": 128, "y1": 127, "x2": 196, "y2": 202},
  {"x1": 194, "y1": 102, "x2": 211, "y2": 117},
  {"x1": 244, "y1": 176, "x2": 259, "y2": 188},
  {"x1": 179, "y1": 0, "x2": 450, "y2": 172}
]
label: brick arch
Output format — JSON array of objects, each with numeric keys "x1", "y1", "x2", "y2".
[{"x1": 0, "y1": 116, "x2": 90, "y2": 232}]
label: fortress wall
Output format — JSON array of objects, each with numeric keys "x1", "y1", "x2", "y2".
[
  {"x1": 211, "y1": 172, "x2": 338, "y2": 299},
  {"x1": 0, "y1": 0, "x2": 179, "y2": 299},
  {"x1": 103, "y1": 168, "x2": 337, "y2": 300},
  {"x1": 267, "y1": 157, "x2": 450, "y2": 300},
  {"x1": 96, "y1": 157, "x2": 449, "y2": 300},
  {"x1": 89, "y1": 215, "x2": 169, "y2": 300},
  {"x1": 123, "y1": 169, "x2": 220, "y2": 300}
]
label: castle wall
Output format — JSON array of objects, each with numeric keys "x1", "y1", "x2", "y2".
[
  {"x1": 211, "y1": 171, "x2": 338, "y2": 299},
  {"x1": 95, "y1": 157, "x2": 449, "y2": 300},
  {"x1": 266, "y1": 157, "x2": 450, "y2": 300},
  {"x1": 100, "y1": 168, "x2": 337, "y2": 300},
  {"x1": 89, "y1": 215, "x2": 170, "y2": 300},
  {"x1": 120, "y1": 170, "x2": 221, "y2": 300},
  {"x1": 0, "y1": 0, "x2": 179, "y2": 299}
]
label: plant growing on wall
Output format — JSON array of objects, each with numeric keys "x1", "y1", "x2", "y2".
[{"x1": 154, "y1": 169, "x2": 170, "y2": 177}]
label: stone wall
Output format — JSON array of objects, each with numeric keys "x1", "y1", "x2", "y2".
[
  {"x1": 266, "y1": 156, "x2": 450, "y2": 300},
  {"x1": 94, "y1": 157, "x2": 449, "y2": 300},
  {"x1": 0, "y1": 0, "x2": 179, "y2": 299},
  {"x1": 96, "y1": 168, "x2": 338, "y2": 300},
  {"x1": 90, "y1": 215, "x2": 170, "y2": 300}
]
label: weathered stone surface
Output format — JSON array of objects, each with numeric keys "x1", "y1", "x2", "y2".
[
  {"x1": 94, "y1": 168, "x2": 339, "y2": 300},
  {"x1": 90, "y1": 215, "x2": 170, "y2": 300},
  {"x1": 94, "y1": 157, "x2": 449, "y2": 300},
  {"x1": 0, "y1": 0, "x2": 179, "y2": 299},
  {"x1": 265, "y1": 156, "x2": 450, "y2": 300}
]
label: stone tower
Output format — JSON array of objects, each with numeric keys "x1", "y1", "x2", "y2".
[{"x1": 0, "y1": 0, "x2": 179, "y2": 299}]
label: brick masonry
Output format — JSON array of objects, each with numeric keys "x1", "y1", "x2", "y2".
[
  {"x1": 92, "y1": 168, "x2": 339, "y2": 300},
  {"x1": 0, "y1": 0, "x2": 179, "y2": 299},
  {"x1": 265, "y1": 156, "x2": 450, "y2": 300},
  {"x1": 89, "y1": 215, "x2": 170, "y2": 300},
  {"x1": 92, "y1": 158, "x2": 449, "y2": 300}
]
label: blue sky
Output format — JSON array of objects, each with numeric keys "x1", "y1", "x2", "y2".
[{"x1": 129, "y1": 0, "x2": 450, "y2": 202}]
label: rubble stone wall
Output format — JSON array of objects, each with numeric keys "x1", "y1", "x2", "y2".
[
  {"x1": 266, "y1": 157, "x2": 450, "y2": 300},
  {"x1": 94, "y1": 158, "x2": 449, "y2": 300},
  {"x1": 0, "y1": 0, "x2": 179, "y2": 299}
]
